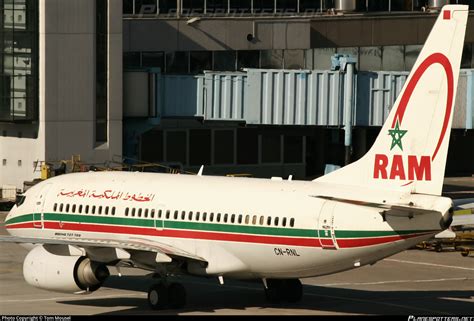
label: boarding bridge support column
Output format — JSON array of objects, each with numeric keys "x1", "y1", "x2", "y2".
[{"x1": 332, "y1": 54, "x2": 357, "y2": 165}]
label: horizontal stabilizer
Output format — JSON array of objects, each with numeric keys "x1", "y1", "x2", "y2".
[{"x1": 312, "y1": 195, "x2": 439, "y2": 216}]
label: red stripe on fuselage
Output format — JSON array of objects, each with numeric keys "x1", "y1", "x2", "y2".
[
  {"x1": 42, "y1": 221, "x2": 319, "y2": 247},
  {"x1": 5, "y1": 222, "x2": 35, "y2": 229},
  {"x1": 336, "y1": 232, "x2": 433, "y2": 248},
  {"x1": 6, "y1": 221, "x2": 433, "y2": 248}
]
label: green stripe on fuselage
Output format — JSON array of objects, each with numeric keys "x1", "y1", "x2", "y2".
[
  {"x1": 334, "y1": 230, "x2": 431, "y2": 238},
  {"x1": 44, "y1": 213, "x2": 155, "y2": 228},
  {"x1": 4, "y1": 214, "x2": 34, "y2": 225},
  {"x1": 5, "y1": 213, "x2": 435, "y2": 239}
]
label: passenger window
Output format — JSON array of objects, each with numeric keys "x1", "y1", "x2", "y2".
[
  {"x1": 231, "y1": 214, "x2": 235, "y2": 223},
  {"x1": 252, "y1": 215, "x2": 257, "y2": 225},
  {"x1": 92, "y1": 206, "x2": 96, "y2": 214},
  {"x1": 98, "y1": 206, "x2": 102, "y2": 215},
  {"x1": 53, "y1": 203, "x2": 57, "y2": 211},
  {"x1": 210, "y1": 212, "x2": 214, "y2": 222},
  {"x1": 144, "y1": 209, "x2": 149, "y2": 218},
  {"x1": 196, "y1": 212, "x2": 200, "y2": 221},
  {"x1": 125, "y1": 207, "x2": 129, "y2": 216},
  {"x1": 65, "y1": 204, "x2": 70, "y2": 213},
  {"x1": 290, "y1": 218, "x2": 295, "y2": 227},
  {"x1": 282, "y1": 217, "x2": 287, "y2": 227},
  {"x1": 224, "y1": 214, "x2": 228, "y2": 223},
  {"x1": 138, "y1": 208, "x2": 142, "y2": 217},
  {"x1": 267, "y1": 216, "x2": 272, "y2": 226},
  {"x1": 85, "y1": 205, "x2": 89, "y2": 214},
  {"x1": 104, "y1": 206, "x2": 109, "y2": 215},
  {"x1": 245, "y1": 215, "x2": 250, "y2": 224},
  {"x1": 259, "y1": 216, "x2": 264, "y2": 225},
  {"x1": 238, "y1": 215, "x2": 242, "y2": 224},
  {"x1": 71, "y1": 204, "x2": 76, "y2": 213},
  {"x1": 188, "y1": 211, "x2": 193, "y2": 220},
  {"x1": 166, "y1": 210, "x2": 170, "y2": 219},
  {"x1": 174, "y1": 210, "x2": 178, "y2": 220},
  {"x1": 112, "y1": 207, "x2": 116, "y2": 216},
  {"x1": 150, "y1": 209, "x2": 155, "y2": 218},
  {"x1": 217, "y1": 213, "x2": 221, "y2": 222},
  {"x1": 131, "y1": 208, "x2": 135, "y2": 217},
  {"x1": 274, "y1": 217, "x2": 279, "y2": 226},
  {"x1": 78, "y1": 204, "x2": 83, "y2": 213},
  {"x1": 203, "y1": 212, "x2": 207, "y2": 222},
  {"x1": 181, "y1": 211, "x2": 186, "y2": 220},
  {"x1": 59, "y1": 203, "x2": 63, "y2": 212},
  {"x1": 158, "y1": 209, "x2": 162, "y2": 218}
]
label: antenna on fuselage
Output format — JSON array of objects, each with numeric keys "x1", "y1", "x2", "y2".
[{"x1": 197, "y1": 165, "x2": 204, "y2": 176}]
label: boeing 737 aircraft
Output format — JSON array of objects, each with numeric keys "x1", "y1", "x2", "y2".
[{"x1": 1, "y1": 5, "x2": 469, "y2": 310}]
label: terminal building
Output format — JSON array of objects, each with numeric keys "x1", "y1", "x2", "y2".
[{"x1": 1, "y1": 0, "x2": 473, "y2": 190}]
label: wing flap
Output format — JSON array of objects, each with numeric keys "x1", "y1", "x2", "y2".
[{"x1": 312, "y1": 195, "x2": 440, "y2": 217}]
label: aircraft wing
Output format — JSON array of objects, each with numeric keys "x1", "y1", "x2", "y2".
[
  {"x1": 312, "y1": 195, "x2": 440, "y2": 217},
  {"x1": 0, "y1": 235, "x2": 206, "y2": 263}
]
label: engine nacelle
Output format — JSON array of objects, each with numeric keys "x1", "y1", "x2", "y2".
[{"x1": 23, "y1": 245, "x2": 109, "y2": 293}]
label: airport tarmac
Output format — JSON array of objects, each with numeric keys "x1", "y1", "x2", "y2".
[{"x1": 0, "y1": 212, "x2": 473, "y2": 316}]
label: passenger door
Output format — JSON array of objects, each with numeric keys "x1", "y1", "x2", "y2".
[{"x1": 33, "y1": 184, "x2": 52, "y2": 229}]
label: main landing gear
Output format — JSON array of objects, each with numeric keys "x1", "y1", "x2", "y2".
[
  {"x1": 147, "y1": 282, "x2": 186, "y2": 310},
  {"x1": 264, "y1": 279, "x2": 303, "y2": 303}
]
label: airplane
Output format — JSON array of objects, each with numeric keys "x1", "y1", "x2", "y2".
[{"x1": 0, "y1": 5, "x2": 469, "y2": 310}]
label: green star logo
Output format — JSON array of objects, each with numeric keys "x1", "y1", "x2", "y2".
[{"x1": 388, "y1": 119, "x2": 407, "y2": 151}]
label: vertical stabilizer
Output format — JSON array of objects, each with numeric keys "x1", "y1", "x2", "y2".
[{"x1": 315, "y1": 5, "x2": 469, "y2": 196}]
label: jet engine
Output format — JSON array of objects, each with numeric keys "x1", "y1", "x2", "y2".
[{"x1": 23, "y1": 245, "x2": 109, "y2": 293}]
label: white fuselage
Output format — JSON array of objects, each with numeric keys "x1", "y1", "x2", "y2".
[{"x1": 5, "y1": 172, "x2": 448, "y2": 279}]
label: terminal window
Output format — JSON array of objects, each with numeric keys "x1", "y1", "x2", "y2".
[{"x1": 0, "y1": 0, "x2": 39, "y2": 122}]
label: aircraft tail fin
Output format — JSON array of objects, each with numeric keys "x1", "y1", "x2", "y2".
[{"x1": 315, "y1": 5, "x2": 469, "y2": 196}]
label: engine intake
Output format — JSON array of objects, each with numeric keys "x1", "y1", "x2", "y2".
[{"x1": 23, "y1": 245, "x2": 109, "y2": 293}]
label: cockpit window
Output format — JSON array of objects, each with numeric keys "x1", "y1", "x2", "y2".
[{"x1": 15, "y1": 195, "x2": 26, "y2": 207}]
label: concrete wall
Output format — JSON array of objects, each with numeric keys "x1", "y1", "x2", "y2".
[
  {"x1": 0, "y1": 124, "x2": 44, "y2": 189},
  {"x1": 123, "y1": 13, "x2": 474, "y2": 52},
  {"x1": 42, "y1": 0, "x2": 122, "y2": 164},
  {"x1": 123, "y1": 18, "x2": 311, "y2": 51},
  {"x1": 311, "y1": 13, "x2": 474, "y2": 48}
]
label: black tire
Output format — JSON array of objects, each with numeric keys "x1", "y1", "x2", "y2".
[
  {"x1": 148, "y1": 284, "x2": 168, "y2": 310},
  {"x1": 283, "y1": 279, "x2": 303, "y2": 303},
  {"x1": 264, "y1": 279, "x2": 283, "y2": 303},
  {"x1": 168, "y1": 283, "x2": 186, "y2": 309},
  {"x1": 461, "y1": 251, "x2": 469, "y2": 257}
]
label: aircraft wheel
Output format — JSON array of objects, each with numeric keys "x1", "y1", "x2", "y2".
[
  {"x1": 264, "y1": 279, "x2": 283, "y2": 303},
  {"x1": 265, "y1": 279, "x2": 303, "y2": 303},
  {"x1": 168, "y1": 282, "x2": 186, "y2": 309},
  {"x1": 283, "y1": 279, "x2": 303, "y2": 303},
  {"x1": 461, "y1": 250, "x2": 469, "y2": 257},
  {"x1": 148, "y1": 284, "x2": 168, "y2": 310}
]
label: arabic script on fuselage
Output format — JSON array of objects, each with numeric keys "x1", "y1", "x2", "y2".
[{"x1": 57, "y1": 189, "x2": 155, "y2": 202}]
